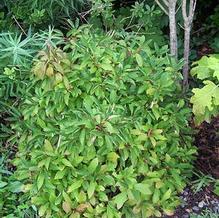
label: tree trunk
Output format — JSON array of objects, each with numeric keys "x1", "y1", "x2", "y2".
[
  {"x1": 183, "y1": 23, "x2": 191, "y2": 88},
  {"x1": 169, "y1": 0, "x2": 178, "y2": 59},
  {"x1": 182, "y1": 0, "x2": 197, "y2": 89}
]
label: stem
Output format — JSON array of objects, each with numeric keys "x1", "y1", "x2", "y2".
[
  {"x1": 169, "y1": 0, "x2": 178, "y2": 59},
  {"x1": 155, "y1": 0, "x2": 168, "y2": 15},
  {"x1": 12, "y1": 16, "x2": 27, "y2": 36},
  {"x1": 182, "y1": 0, "x2": 197, "y2": 89},
  {"x1": 183, "y1": 24, "x2": 191, "y2": 89}
]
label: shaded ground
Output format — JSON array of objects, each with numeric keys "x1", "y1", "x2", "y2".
[{"x1": 194, "y1": 117, "x2": 219, "y2": 178}]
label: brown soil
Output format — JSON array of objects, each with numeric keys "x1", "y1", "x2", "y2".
[{"x1": 194, "y1": 117, "x2": 219, "y2": 179}]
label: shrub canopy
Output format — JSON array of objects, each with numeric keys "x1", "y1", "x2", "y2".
[{"x1": 13, "y1": 26, "x2": 195, "y2": 218}]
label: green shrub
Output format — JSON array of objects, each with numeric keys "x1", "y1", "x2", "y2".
[
  {"x1": 190, "y1": 54, "x2": 219, "y2": 124},
  {"x1": 12, "y1": 26, "x2": 195, "y2": 218}
]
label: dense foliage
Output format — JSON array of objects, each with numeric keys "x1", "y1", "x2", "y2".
[
  {"x1": 1, "y1": 0, "x2": 219, "y2": 217},
  {"x1": 10, "y1": 26, "x2": 196, "y2": 217}
]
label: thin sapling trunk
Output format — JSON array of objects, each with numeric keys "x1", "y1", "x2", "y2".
[{"x1": 182, "y1": 0, "x2": 197, "y2": 88}]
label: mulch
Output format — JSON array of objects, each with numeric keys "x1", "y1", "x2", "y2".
[{"x1": 194, "y1": 117, "x2": 219, "y2": 179}]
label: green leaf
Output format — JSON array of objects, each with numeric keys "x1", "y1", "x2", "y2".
[
  {"x1": 191, "y1": 56, "x2": 211, "y2": 79},
  {"x1": 54, "y1": 63, "x2": 64, "y2": 74},
  {"x1": 131, "y1": 129, "x2": 143, "y2": 136},
  {"x1": 54, "y1": 73, "x2": 63, "y2": 85},
  {"x1": 163, "y1": 209, "x2": 174, "y2": 216},
  {"x1": 63, "y1": 191, "x2": 73, "y2": 204},
  {"x1": 136, "y1": 54, "x2": 143, "y2": 67},
  {"x1": 134, "y1": 183, "x2": 152, "y2": 195},
  {"x1": 77, "y1": 191, "x2": 87, "y2": 203},
  {"x1": 208, "y1": 56, "x2": 219, "y2": 77},
  {"x1": 102, "y1": 175, "x2": 115, "y2": 186},
  {"x1": 39, "y1": 204, "x2": 48, "y2": 217},
  {"x1": 69, "y1": 212, "x2": 80, "y2": 218},
  {"x1": 154, "y1": 210, "x2": 162, "y2": 217},
  {"x1": 63, "y1": 76, "x2": 70, "y2": 90},
  {"x1": 107, "y1": 204, "x2": 115, "y2": 218},
  {"x1": 44, "y1": 139, "x2": 53, "y2": 152},
  {"x1": 83, "y1": 96, "x2": 93, "y2": 113},
  {"x1": 67, "y1": 180, "x2": 83, "y2": 193},
  {"x1": 101, "y1": 63, "x2": 113, "y2": 71},
  {"x1": 8, "y1": 181, "x2": 23, "y2": 193},
  {"x1": 152, "y1": 189, "x2": 160, "y2": 204},
  {"x1": 62, "y1": 159, "x2": 73, "y2": 168},
  {"x1": 104, "y1": 122, "x2": 117, "y2": 134},
  {"x1": 37, "y1": 173, "x2": 44, "y2": 190},
  {"x1": 214, "y1": 184, "x2": 219, "y2": 196},
  {"x1": 114, "y1": 192, "x2": 128, "y2": 209},
  {"x1": 87, "y1": 182, "x2": 96, "y2": 199},
  {"x1": 37, "y1": 117, "x2": 46, "y2": 129},
  {"x1": 191, "y1": 81, "x2": 217, "y2": 118},
  {"x1": 88, "y1": 158, "x2": 98, "y2": 173},
  {"x1": 54, "y1": 170, "x2": 66, "y2": 180},
  {"x1": 80, "y1": 128, "x2": 86, "y2": 146},
  {"x1": 99, "y1": 191, "x2": 108, "y2": 202},
  {"x1": 110, "y1": 90, "x2": 117, "y2": 103},
  {"x1": 161, "y1": 189, "x2": 172, "y2": 201},
  {"x1": 213, "y1": 70, "x2": 219, "y2": 80},
  {"x1": 45, "y1": 157, "x2": 51, "y2": 170},
  {"x1": 64, "y1": 92, "x2": 70, "y2": 106},
  {"x1": 62, "y1": 201, "x2": 71, "y2": 213},
  {"x1": 191, "y1": 66, "x2": 211, "y2": 80},
  {"x1": 107, "y1": 152, "x2": 119, "y2": 163},
  {"x1": 0, "y1": 181, "x2": 7, "y2": 188},
  {"x1": 149, "y1": 157, "x2": 159, "y2": 165}
]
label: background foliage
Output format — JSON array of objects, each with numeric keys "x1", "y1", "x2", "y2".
[{"x1": 0, "y1": 0, "x2": 89, "y2": 30}]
